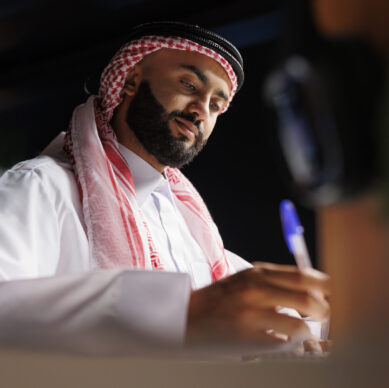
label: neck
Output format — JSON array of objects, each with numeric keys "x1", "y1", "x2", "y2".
[
  {"x1": 119, "y1": 127, "x2": 166, "y2": 174},
  {"x1": 110, "y1": 102, "x2": 166, "y2": 174}
]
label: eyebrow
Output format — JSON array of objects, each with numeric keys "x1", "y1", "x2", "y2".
[{"x1": 179, "y1": 64, "x2": 229, "y2": 102}]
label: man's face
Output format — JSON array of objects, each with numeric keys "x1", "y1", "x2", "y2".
[{"x1": 125, "y1": 49, "x2": 232, "y2": 168}]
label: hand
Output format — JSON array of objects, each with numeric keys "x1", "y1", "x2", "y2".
[
  {"x1": 241, "y1": 337, "x2": 326, "y2": 361},
  {"x1": 186, "y1": 262, "x2": 330, "y2": 356},
  {"x1": 292, "y1": 337, "x2": 333, "y2": 356}
]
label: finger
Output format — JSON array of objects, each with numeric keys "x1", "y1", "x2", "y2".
[
  {"x1": 319, "y1": 339, "x2": 333, "y2": 353},
  {"x1": 247, "y1": 332, "x2": 307, "y2": 356},
  {"x1": 253, "y1": 261, "x2": 330, "y2": 282},
  {"x1": 250, "y1": 263, "x2": 331, "y2": 296},
  {"x1": 290, "y1": 343, "x2": 305, "y2": 356},
  {"x1": 241, "y1": 283, "x2": 330, "y2": 321},
  {"x1": 252, "y1": 261, "x2": 307, "y2": 272},
  {"x1": 241, "y1": 308, "x2": 312, "y2": 344},
  {"x1": 303, "y1": 338, "x2": 323, "y2": 355},
  {"x1": 240, "y1": 333, "x2": 294, "y2": 357}
]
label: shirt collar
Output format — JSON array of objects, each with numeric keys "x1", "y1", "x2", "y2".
[{"x1": 118, "y1": 143, "x2": 167, "y2": 206}]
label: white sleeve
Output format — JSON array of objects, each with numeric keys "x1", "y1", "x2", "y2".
[
  {"x1": 0, "y1": 166, "x2": 191, "y2": 355},
  {"x1": 0, "y1": 269, "x2": 191, "y2": 355},
  {"x1": 225, "y1": 249, "x2": 253, "y2": 274},
  {"x1": 0, "y1": 167, "x2": 60, "y2": 279}
]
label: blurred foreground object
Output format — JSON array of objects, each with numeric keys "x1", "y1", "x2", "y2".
[
  {"x1": 264, "y1": 0, "x2": 389, "y2": 359},
  {"x1": 312, "y1": 0, "x2": 389, "y2": 358},
  {"x1": 264, "y1": 1, "x2": 386, "y2": 207}
]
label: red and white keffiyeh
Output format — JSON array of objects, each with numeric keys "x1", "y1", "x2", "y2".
[{"x1": 64, "y1": 36, "x2": 236, "y2": 281}]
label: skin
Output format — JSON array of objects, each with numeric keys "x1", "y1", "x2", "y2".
[
  {"x1": 111, "y1": 49, "x2": 230, "y2": 173},
  {"x1": 111, "y1": 48, "x2": 331, "y2": 356},
  {"x1": 187, "y1": 262, "x2": 330, "y2": 355}
]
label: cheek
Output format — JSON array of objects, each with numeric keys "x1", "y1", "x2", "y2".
[
  {"x1": 157, "y1": 94, "x2": 193, "y2": 116},
  {"x1": 203, "y1": 119, "x2": 217, "y2": 139},
  {"x1": 150, "y1": 81, "x2": 188, "y2": 112},
  {"x1": 148, "y1": 81, "x2": 177, "y2": 110},
  {"x1": 168, "y1": 94, "x2": 190, "y2": 110}
]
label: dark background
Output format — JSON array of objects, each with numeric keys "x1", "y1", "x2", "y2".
[{"x1": 0, "y1": 0, "x2": 317, "y2": 267}]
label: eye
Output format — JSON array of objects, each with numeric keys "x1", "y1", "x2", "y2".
[
  {"x1": 210, "y1": 102, "x2": 221, "y2": 112},
  {"x1": 181, "y1": 80, "x2": 196, "y2": 91}
]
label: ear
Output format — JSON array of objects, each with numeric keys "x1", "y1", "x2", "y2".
[{"x1": 122, "y1": 64, "x2": 143, "y2": 97}]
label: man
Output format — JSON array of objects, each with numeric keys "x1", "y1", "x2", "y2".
[{"x1": 0, "y1": 21, "x2": 329, "y2": 358}]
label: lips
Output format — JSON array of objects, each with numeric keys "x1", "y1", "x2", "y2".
[{"x1": 174, "y1": 118, "x2": 198, "y2": 139}]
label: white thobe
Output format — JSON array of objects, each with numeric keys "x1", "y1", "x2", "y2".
[
  {"x1": 117, "y1": 143, "x2": 236, "y2": 289},
  {"x1": 0, "y1": 133, "x2": 251, "y2": 355}
]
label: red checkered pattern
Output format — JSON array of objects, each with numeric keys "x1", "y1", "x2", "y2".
[
  {"x1": 63, "y1": 36, "x2": 234, "y2": 281},
  {"x1": 98, "y1": 35, "x2": 238, "y2": 124}
]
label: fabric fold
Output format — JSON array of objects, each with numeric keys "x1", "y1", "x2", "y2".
[{"x1": 64, "y1": 36, "x2": 233, "y2": 280}]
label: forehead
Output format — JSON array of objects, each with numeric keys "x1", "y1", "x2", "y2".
[{"x1": 140, "y1": 48, "x2": 232, "y2": 92}]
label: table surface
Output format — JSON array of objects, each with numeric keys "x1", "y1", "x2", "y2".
[{"x1": 0, "y1": 347, "x2": 387, "y2": 388}]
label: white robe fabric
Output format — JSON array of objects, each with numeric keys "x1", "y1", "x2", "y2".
[
  {"x1": 0, "y1": 133, "x2": 321, "y2": 355},
  {"x1": 0, "y1": 133, "x2": 251, "y2": 355}
]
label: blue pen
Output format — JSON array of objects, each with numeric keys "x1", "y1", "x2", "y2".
[
  {"x1": 280, "y1": 199, "x2": 312, "y2": 270},
  {"x1": 280, "y1": 199, "x2": 330, "y2": 340}
]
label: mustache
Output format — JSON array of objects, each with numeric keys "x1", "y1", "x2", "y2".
[{"x1": 167, "y1": 110, "x2": 203, "y2": 134}]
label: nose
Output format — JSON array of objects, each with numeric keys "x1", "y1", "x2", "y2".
[{"x1": 186, "y1": 98, "x2": 210, "y2": 122}]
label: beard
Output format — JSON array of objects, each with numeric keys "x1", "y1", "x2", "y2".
[{"x1": 125, "y1": 80, "x2": 208, "y2": 168}]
